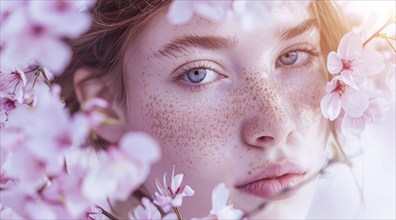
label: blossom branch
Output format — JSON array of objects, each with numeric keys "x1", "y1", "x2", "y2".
[
  {"x1": 172, "y1": 206, "x2": 183, "y2": 220},
  {"x1": 383, "y1": 38, "x2": 396, "y2": 53},
  {"x1": 363, "y1": 17, "x2": 395, "y2": 47},
  {"x1": 96, "y1": 205, "x2": 119, "y2": 220}
]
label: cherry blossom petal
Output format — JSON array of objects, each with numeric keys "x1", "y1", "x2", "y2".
[
  {"x1": 171, "y1": 173, "x2": 184, "y2": 193},
  {"x1": 0, "y1": 203, "x2": 23, "y2": 219},
  {"x1": 167, "y1": 1, "x2": 193, "y2": 25},
  {"x1": 320, "y1": 93, "x2": 342, "y2": 120},
  {"x1": 193, "y1": 1, "x2": 232, "y2": 23},
  {"x1": 162, "y1": 213, "x2": 178, "y2": 220},
  {"x1": 340, "y1": 87, "x2": 369, "y2": 117},
  {"x1": 171, "y1": 194, "x2": 183, "y2": 207},
  {"x1": 353, "y1": 48, "x2": 385, "y2": 75},
  {"x1": 153, "y1": 167, "x2": 194, "y2": 211},
  {"x1": 327, "y1": 51, "x2": 343, "y2": 74},
  {"x1": 211, "y1": 183, "x2": 229, "y2": 214},
  {"x1": 119, "y1": 132, "x2": 160, "y2": 164},
  {"x1": 233, "y1": 1, "x2": 272, "y2": 31},
  {"x1": 129, "y1": 198, "x2": 161, "y2": 220},
  {"x1": 29, "y1": 1, "x2": 92, "y2": 38},
  {"x1": 87, "y1": 206, "x2": 105, "y2": 220},
  {"x1": 340, "y1": 69, "x2": 366, "y2": 90},
  {"x1": 35, "y1": 38, "x2": 72, "y2": 75},
  {"x1": 341, "y1": 114, "x2": 366, "y2": 136},
  {"x1": 364, "y1": 97, "x2": 386, "y2": 123},
  {"x1": 325, "y1": 77, "x2": 341, "y2": 93},
  {"x1": 183, "y1": 185, "x2": 195, "y2": 197},
  {"x1": 25, "y1": 199, "x2": 57, "y2": 219},
  {"x1": 386, "y1": 65, "x2": 395, "y2": 95},
  {"x1": 216, "y1": 205, "x2": 244, "y2": 219},
  {"x1": 0, "y1": 70, "x2": 27, "y2": 103},
  {"x1": 337, "y1": 32, "x2": 362, "y2": 61}
]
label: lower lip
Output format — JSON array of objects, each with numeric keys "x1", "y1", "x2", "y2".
[{"x1": 237, "y1": 174, "x2": 305, "y2": 199}]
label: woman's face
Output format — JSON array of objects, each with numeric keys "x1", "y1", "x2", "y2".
[{"x1": 122, "y1": 2, "x2": 329, "y2": 219}]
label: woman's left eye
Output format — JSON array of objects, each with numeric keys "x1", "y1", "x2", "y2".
[{"x1": 276, "y1": 50, "x2": 310, "y2": 68}]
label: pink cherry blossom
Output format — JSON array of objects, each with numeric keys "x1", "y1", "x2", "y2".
[
  {"x1": 341, "y1": 97, "x2": 386, "y2": 136},
  {"x1": 321, "y1": 78, "x2": 369, "y2": 120},
  {"x1": 167, "y1": 1, "x2": 309, "y2": 31},
  {"x1": 3, "y1": 83, "x2": 90, "y2": 179},
  {"x1": 0, "y1": 1, "x2": 93, "y2": 74},
  {"x1": 0, "y1": 97, "x2": 16, "y2": 127},
  {"x1": 327, "y1": 32, "x2": 385, "y2": 89},
  {"x1": 386, "y1": 64, "x2": 395, "y2": 96},
  {"x1": 42, "y1": 165, "x2": 92, "y2": 217},
  {"x1": 87, "y1": 206, "x2": 106, "y2": 220},
  {"x1": 194, "y1": 183, "x2": 243, "y2": 220},
  {"x1": 153, "y1": 166, "x2": 195, "y2": 212},
  {"x1": 128, "y1": 197, "x2": 178, "y2": 220},
  {"x1": 1, "y1": 146, "x2": 48, "y2": 195},
  {"x1": 167, "y1": 1, "x2": 233, "y2": 25},
  {"x1": 0, "y1": 69, "x2": 27, "y2": 103},
  {"x1": 81, "y1": 97, "x2": 111, "y2": 128},
  {"x1": 82, "y1": 132, "x2": 160, "y2": 203},
  {"x1": 0, "y1": 203, "x2": 23, "y2": 219},
  {"x1": 0, "y1": 188, "x2": 58, "y2": 219},
  {"x1": 1, "y1": 8, "x2": 72, "y2": 74},
  {"x1": 129, "y1": 197, "x2": 161, "y2": 219},
  {"x1": 232, "y1": 1, "x2": 281, "y2": 31},
  {"x1": 28, "y1": 1, "x2": 93, "y2": 39}
]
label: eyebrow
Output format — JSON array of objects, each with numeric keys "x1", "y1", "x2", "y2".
[
  {"x1": 156, "y1": 19, "x2": 316, "y2": 58},
  {"x1": 278, "y1": 18, "x2": 317, "y2": 40},
  {"x1": 156, "y1": 35, "x2": 238, "y2": 58}
]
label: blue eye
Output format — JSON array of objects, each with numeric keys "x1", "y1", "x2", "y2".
[
  {"x1": 177, "y1": 61, "x2": 224, "y2": 91},
  {"x1": 279, "y1": 51, "x2": 298, "y2": 65},
  {"x1": 186, "y1": 69, "x2": 207, "y2": 83}
]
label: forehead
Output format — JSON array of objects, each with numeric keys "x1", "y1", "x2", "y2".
[{"x1": 126, "y1": 2, "x2": 314, "y2": 57}]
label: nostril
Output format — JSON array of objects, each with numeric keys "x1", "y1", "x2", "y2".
[{"x1": 257, "y1": 136, "x2": 274, "y2": 143}]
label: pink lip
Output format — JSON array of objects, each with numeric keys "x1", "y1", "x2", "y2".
[{"x1": 236, "y1": 161, "x2": 306, "y2": 199}]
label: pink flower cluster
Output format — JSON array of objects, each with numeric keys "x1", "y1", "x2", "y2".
[
  {"x1": 167, "y1": 0, "x2": 309, "y2": 31},
  {"x1": 0, "y1": 81, "x2": 161, "y2": 218},
  {"x1": 0, "y1": 0, "x2": 93, "y2": 74},
  {"x1": 126, "y1": 167, "x2": 243, "y2": 220},
  {"x1": 320, "y1": 32, "x2": 389, "y2": 136}
]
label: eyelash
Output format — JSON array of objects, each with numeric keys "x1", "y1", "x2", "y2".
[
  {"x1": 276, "y1": 44, "x2": 321, "y2": 71},
  {"x1": 174, "y1": 44, "x2": 321, "y2": 91}
]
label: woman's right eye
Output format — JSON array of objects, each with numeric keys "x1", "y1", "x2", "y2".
[
  {"x1": 180, "y1": 67, "x2": 219, "y2": 86},
  {"x1": 175, "y1": 60, "x2": 225, "y2": 90},
  {"x1": 186, "y1": 69, "x2": 207, "y2": 83}
]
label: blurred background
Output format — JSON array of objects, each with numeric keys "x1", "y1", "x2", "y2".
[{"x1": 307, "y1": 1, "x2": 395, "y2": 219}]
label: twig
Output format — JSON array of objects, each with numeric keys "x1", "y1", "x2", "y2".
[
  {"x1": 363, "y1": 17, "x2": 394, "y2": 47},
  {"x1": 39, "y1": 67, "x2": 52, "y2": 87},
  {"x1": 173, "y1": 206, "x2": 183, "y2": 220},
  {"x1": 96, "y1": 205, "x2": 119, "y2": 220},
  {"x1": 384, "y1": 38, "x2": 396, "y2": 53}
]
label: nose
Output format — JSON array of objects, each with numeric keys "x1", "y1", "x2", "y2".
[{"x1": 241, "y1": 87, "x2": 295, "y2": 149}]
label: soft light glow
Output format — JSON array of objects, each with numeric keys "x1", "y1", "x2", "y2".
[{"x1": 337, "y1": 1, "x2": 396, "y2": 33}]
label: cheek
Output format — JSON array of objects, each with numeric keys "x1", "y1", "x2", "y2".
[
  {"x1": 131, "y1": 90, "x2": 240, "y2": 169},
  {"x1": 279, "y1": 64, "x2": 327, "y2": 128}
]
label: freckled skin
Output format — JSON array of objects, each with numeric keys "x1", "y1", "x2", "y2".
[{"x1": 120, "y1": 3, "x2": 329, "y2": 219}]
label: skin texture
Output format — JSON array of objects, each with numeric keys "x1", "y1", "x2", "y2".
[{"x1": 119, "y1": 2, "x2": 330, "y2": 219}]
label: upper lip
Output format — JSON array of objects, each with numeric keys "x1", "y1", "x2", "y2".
[{"x1": 235, "y1": 161, "x2": 306, "y2": 187}]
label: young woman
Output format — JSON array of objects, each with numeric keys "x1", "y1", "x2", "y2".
[{"x1": 57, "y1": 0, "x2": 349, "y2": 218}]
